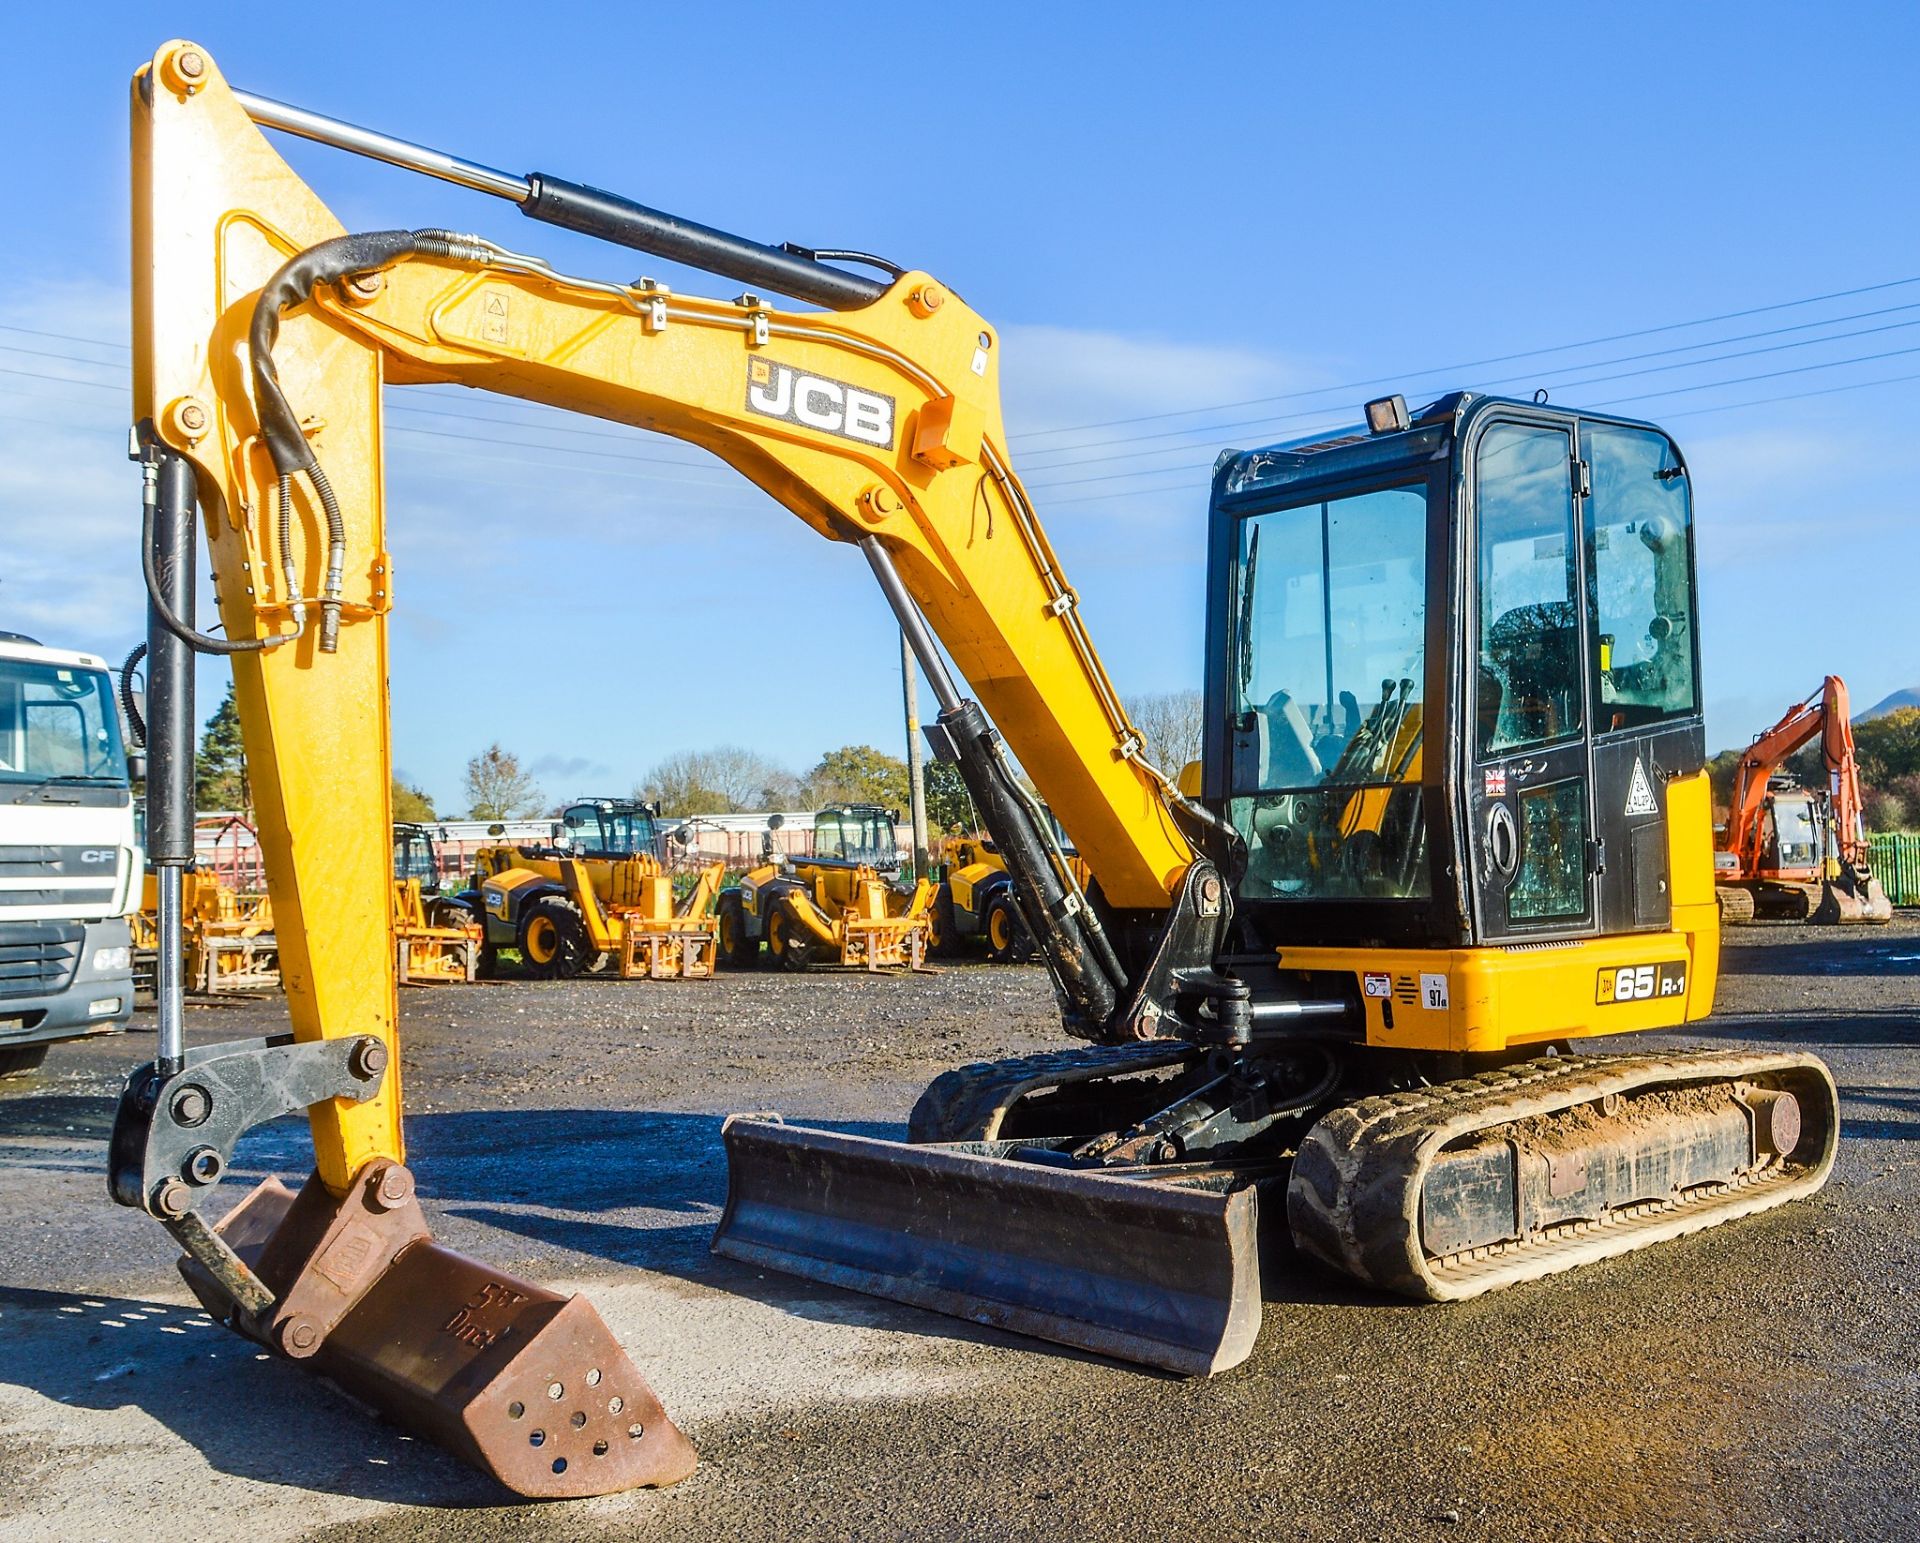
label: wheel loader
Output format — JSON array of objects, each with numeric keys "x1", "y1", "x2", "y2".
[
  {"x1": 451, "y1": 798, "x2": 724, "y2": 979},
  {"x1": 390, "y1": 823, "x2": 479, "y2": 984},
  {"x1": 716, "y1": 804, "x2": 933, "y2": 971},
  {"x1": 110, "y1": 41, "x2": 1840, "y2": 1500}
]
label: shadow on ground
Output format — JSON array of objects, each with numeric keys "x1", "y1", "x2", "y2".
[{"x1": 0, "y1": 1284, "x2": 504, "y2": 1506}]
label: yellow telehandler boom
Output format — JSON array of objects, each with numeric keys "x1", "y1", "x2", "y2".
[{"x1": 111, "y1": 39, "x2": 1838, "y2": 1501}]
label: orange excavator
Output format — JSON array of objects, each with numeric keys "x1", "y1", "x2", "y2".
[{"x1": 1714, "y1": 675, "x2": 1892, "y2": 924}]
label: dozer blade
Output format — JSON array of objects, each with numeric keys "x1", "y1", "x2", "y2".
[
  {"x1": 180, "y1": 1162, "x2": 696, "y2": 1499},
  {"x1": 713, "y1": 1115, "x2": 1263, "y2": 1376}
]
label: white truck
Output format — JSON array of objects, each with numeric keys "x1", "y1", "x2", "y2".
[{"x1": 0, "y1": 631, "x2": 142, "y2": 1076}]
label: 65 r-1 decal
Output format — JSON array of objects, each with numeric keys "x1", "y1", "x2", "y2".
[{"x1": 1596, "y1": 961, "x2": 1687, "y2": 1004}]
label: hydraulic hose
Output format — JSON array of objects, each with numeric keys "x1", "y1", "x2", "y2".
[
  {"x1": 119, "y1": 643, "x2": 147, "y2": 747},
  {"x1": 249, "y1": 228, "x2": 491, "y2": 653},
  {"x1": 139, "y1": 453, "x2": 274, "y2": 656}
]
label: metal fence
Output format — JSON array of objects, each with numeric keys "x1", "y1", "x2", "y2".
[{"x1": 1868, "y1": 833, "x2": 1920, "y2": 906}]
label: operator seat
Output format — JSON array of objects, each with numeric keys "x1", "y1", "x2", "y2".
[{"x1": 1483, "y1": 601, "x2": 1579, "y2": 748}]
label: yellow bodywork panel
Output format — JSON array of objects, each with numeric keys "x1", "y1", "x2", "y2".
[{"x1": 1280, "y1": 770, "x2": 1721, "y2": 1053}]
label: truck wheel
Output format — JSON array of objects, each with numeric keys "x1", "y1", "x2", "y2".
[
  {"x1": 518, "y1": 897, "x2": 589, "y2": 979},
  {"x1": 984, "y1": 893, "x2": 1021, "y2": 962},
  {"x1": 768, "y1": 909, "x2": 814, "y2": 972},
  {"x1": 718, "y1": 897, "x2": 759, "y2": 968},
  {"x1": 0, "y1": 1045, "x2": 49, "y2": 1079},
  {"x1": 926, "y1": 890, "x2": 959, "y2": 958}
]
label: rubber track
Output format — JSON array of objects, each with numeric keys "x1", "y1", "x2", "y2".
[
  {"x1": 1286, "y1": 1049, "x2": 1838, "y2": 1302},
  {"x1": 908, "y1": 1043, "x2": 1197, "y2": 1143}
]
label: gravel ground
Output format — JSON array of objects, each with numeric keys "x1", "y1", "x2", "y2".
[{"x1": 1, "y1": 921, "x2": 1916, "y2": 1541}]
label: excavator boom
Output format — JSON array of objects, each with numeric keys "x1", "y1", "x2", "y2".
[{"x1": 112, "y1": 39, "x2": 1202, "y2": 1498}]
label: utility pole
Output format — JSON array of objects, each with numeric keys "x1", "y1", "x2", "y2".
[{"x1": 900, "y1": 630, "x2": 931, "y2": 878}]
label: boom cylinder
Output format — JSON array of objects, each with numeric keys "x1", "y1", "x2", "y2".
[
  {"x1": 232, "y1": 90, "x2": 888, "y2": 312},
  {"x1": 144, "y1": 447, "x2": 197, "y2": 1075}
]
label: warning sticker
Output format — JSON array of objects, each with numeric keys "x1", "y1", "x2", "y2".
[
  {"x1": 1484, "y1": 767, "x2": 1508, "y2": 798},
  {"x1": 1624, "y1": 758, "x2": 1658, "y2": 817},
  {"x1": 1363, "y1": 972, "x2": 1392, "y2": 999},
  {"x1": 1419, "y1": 972, "x2": 1450, "y2": 1011}
]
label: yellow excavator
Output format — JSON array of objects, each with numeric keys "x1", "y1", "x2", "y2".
[
  {"x1": 111, "y1": 41, "x2": 1839, "y2": 1501},
  {"x1": 716, "y1": 804, "x2": 933, "y2": 971}
]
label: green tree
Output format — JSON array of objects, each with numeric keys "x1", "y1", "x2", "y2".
[
  {"x1": 392, "y1": 779, "x2": 437, "y2": 821},
  {"x1": 923, "y1": 757, "x2": 976, "y2": 834},
  {"x1": 464, "y1": 743, "x2": 543, "y2": 819},
  {"x1": 194, "y1": 680, "x2": 249, "y2": 812},
  {"x1": 805, "y1": 744, "x2": 909, "y2": 810},
  {"x1": 1855, "y1": 707, "x2": 1920, "y2": 787}
]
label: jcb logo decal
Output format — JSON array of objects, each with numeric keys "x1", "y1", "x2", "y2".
[
  {"x1": 746, "y1": 358, "x2": 895, "y2": 448},
  {"x1": 1596, "y1": 961, "x2": 1687, "y2": 1004}
]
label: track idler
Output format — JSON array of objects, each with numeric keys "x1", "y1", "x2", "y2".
[{"x1": 109, "y1": 1036, "x2": 695, "y2": 1498}]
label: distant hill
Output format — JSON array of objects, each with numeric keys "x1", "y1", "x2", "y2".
[{"x1": 1859, "y1": 686, "x2": 1920, "y2": 722}]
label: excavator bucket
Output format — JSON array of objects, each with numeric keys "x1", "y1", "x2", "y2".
[
  {"x1": 1813, "y1": 863, "x2": 1894, "y2": 924},
  {"x1": 179, "y1": 1162, "x2": 696, "y2": 1498},
  {"x1": 713, "y1": 1116, "x2": 1264, "y2": 1375}
]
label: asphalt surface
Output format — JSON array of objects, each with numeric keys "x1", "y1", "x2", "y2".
[{"x1": 2, "y1": 922, "x2": 1916, "y2": 1541}]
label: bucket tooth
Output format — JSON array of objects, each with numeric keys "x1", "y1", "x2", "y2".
[
  {"x1": 180, "y1": 1163, "x2": 696, "y2": 1499},
  {"x1": 713, "y1": 1115, "x2": 1263, "y2": 1376}
]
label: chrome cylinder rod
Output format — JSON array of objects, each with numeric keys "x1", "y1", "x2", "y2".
[
  {"x1": 233, "y1": 90, "x2": 531, "y2": 201},
  {"x1": 155, "y1": 869, "x2": 186, "y2": 1071},
  {"x1": 859, "y1": 537, "x2": 962, "y2": 713}
]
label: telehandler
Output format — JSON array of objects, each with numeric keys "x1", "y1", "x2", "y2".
[
  {"x1": 452, "y1": 798, "x2": 724, "y2": 979},
  {"x1": 390, "y1": 822, "x2": 479, "y2": 983},
  {"x1": 928, "y1": 812, "x2": 1087, "y2": 961},
  {"x1": 111, "y1": 41, "x2": 1838, "y2": 1500},
  {"x1": 716, "y1": 804, "x2": 933, "y2": 971}
]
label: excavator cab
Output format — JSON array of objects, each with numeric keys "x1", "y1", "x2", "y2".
[{"x1": 1208, "y1": 393, "x2": 1706, "y2": 952}]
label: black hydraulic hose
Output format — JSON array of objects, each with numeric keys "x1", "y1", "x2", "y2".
[
  {"x1": 249, "y1": 228, "x2": 490, "y2": 654},
  {"x1": 140, "y1": 459, "x2": 271, "y2": 656},
  {"x1": 119, "y1": 644, "x2": 147, "y2": 748}
]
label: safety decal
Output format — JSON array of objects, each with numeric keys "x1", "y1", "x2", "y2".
[
  {"x1": 1419, "y1": 972, "x2": 1450, "y2": 1011},
  {"x1": 1363, "y1": 971, "x2": 1392, "y2": 999},
  {"x1": 1484, "y1": 767, "x2": 1508, "y2": 798},
  {"x1": 745, "y1": 358, "x2": 896, "y2": 448},
  {"x1": 1624, "y1": 758, "x2": 1658, "y2": 817},
  {"x1": 1596, "y1": 960, "x2": 1686, "y2": 1004}
]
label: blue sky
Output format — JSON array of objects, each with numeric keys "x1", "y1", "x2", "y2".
[{"x1": 3, "y1": 4, "x2": 1916, "y2": 811}]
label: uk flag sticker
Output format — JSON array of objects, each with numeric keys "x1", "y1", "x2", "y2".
[{"x1": 1484, "y1": 767, "x2": 1508, "y2": 798}]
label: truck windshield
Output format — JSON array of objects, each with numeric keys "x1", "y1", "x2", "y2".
[
  {"x1": 0, "y1": 660, "x2": 127, "y2": 785},
  {"x1": 1227, "y1": 482, "x2": 1430, "y2": 901}
]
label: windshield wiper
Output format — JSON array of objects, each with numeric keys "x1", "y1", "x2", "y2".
[{"x1": 3, "y1": 774, "x2": 125, "y2": 804}]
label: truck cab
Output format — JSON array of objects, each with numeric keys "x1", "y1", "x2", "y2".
[{"x1": 0, "y1": 632, "x2": 142, "y2": 1074}]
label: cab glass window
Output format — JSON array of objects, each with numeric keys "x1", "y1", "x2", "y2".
[
  {"x1": 1226, "y1": 483, "x2": 1430, "y2": 901},
  {"x1": 1584, "y1": 424, "x2": 1697, "y2": 731},
  {"x1": 1476, "y1": 424, "x2": 1582, "y2": 756}
]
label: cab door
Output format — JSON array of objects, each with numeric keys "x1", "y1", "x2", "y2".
[{"x1": 1465, "y1": 416, "x2": 1598, "y2": 941}]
